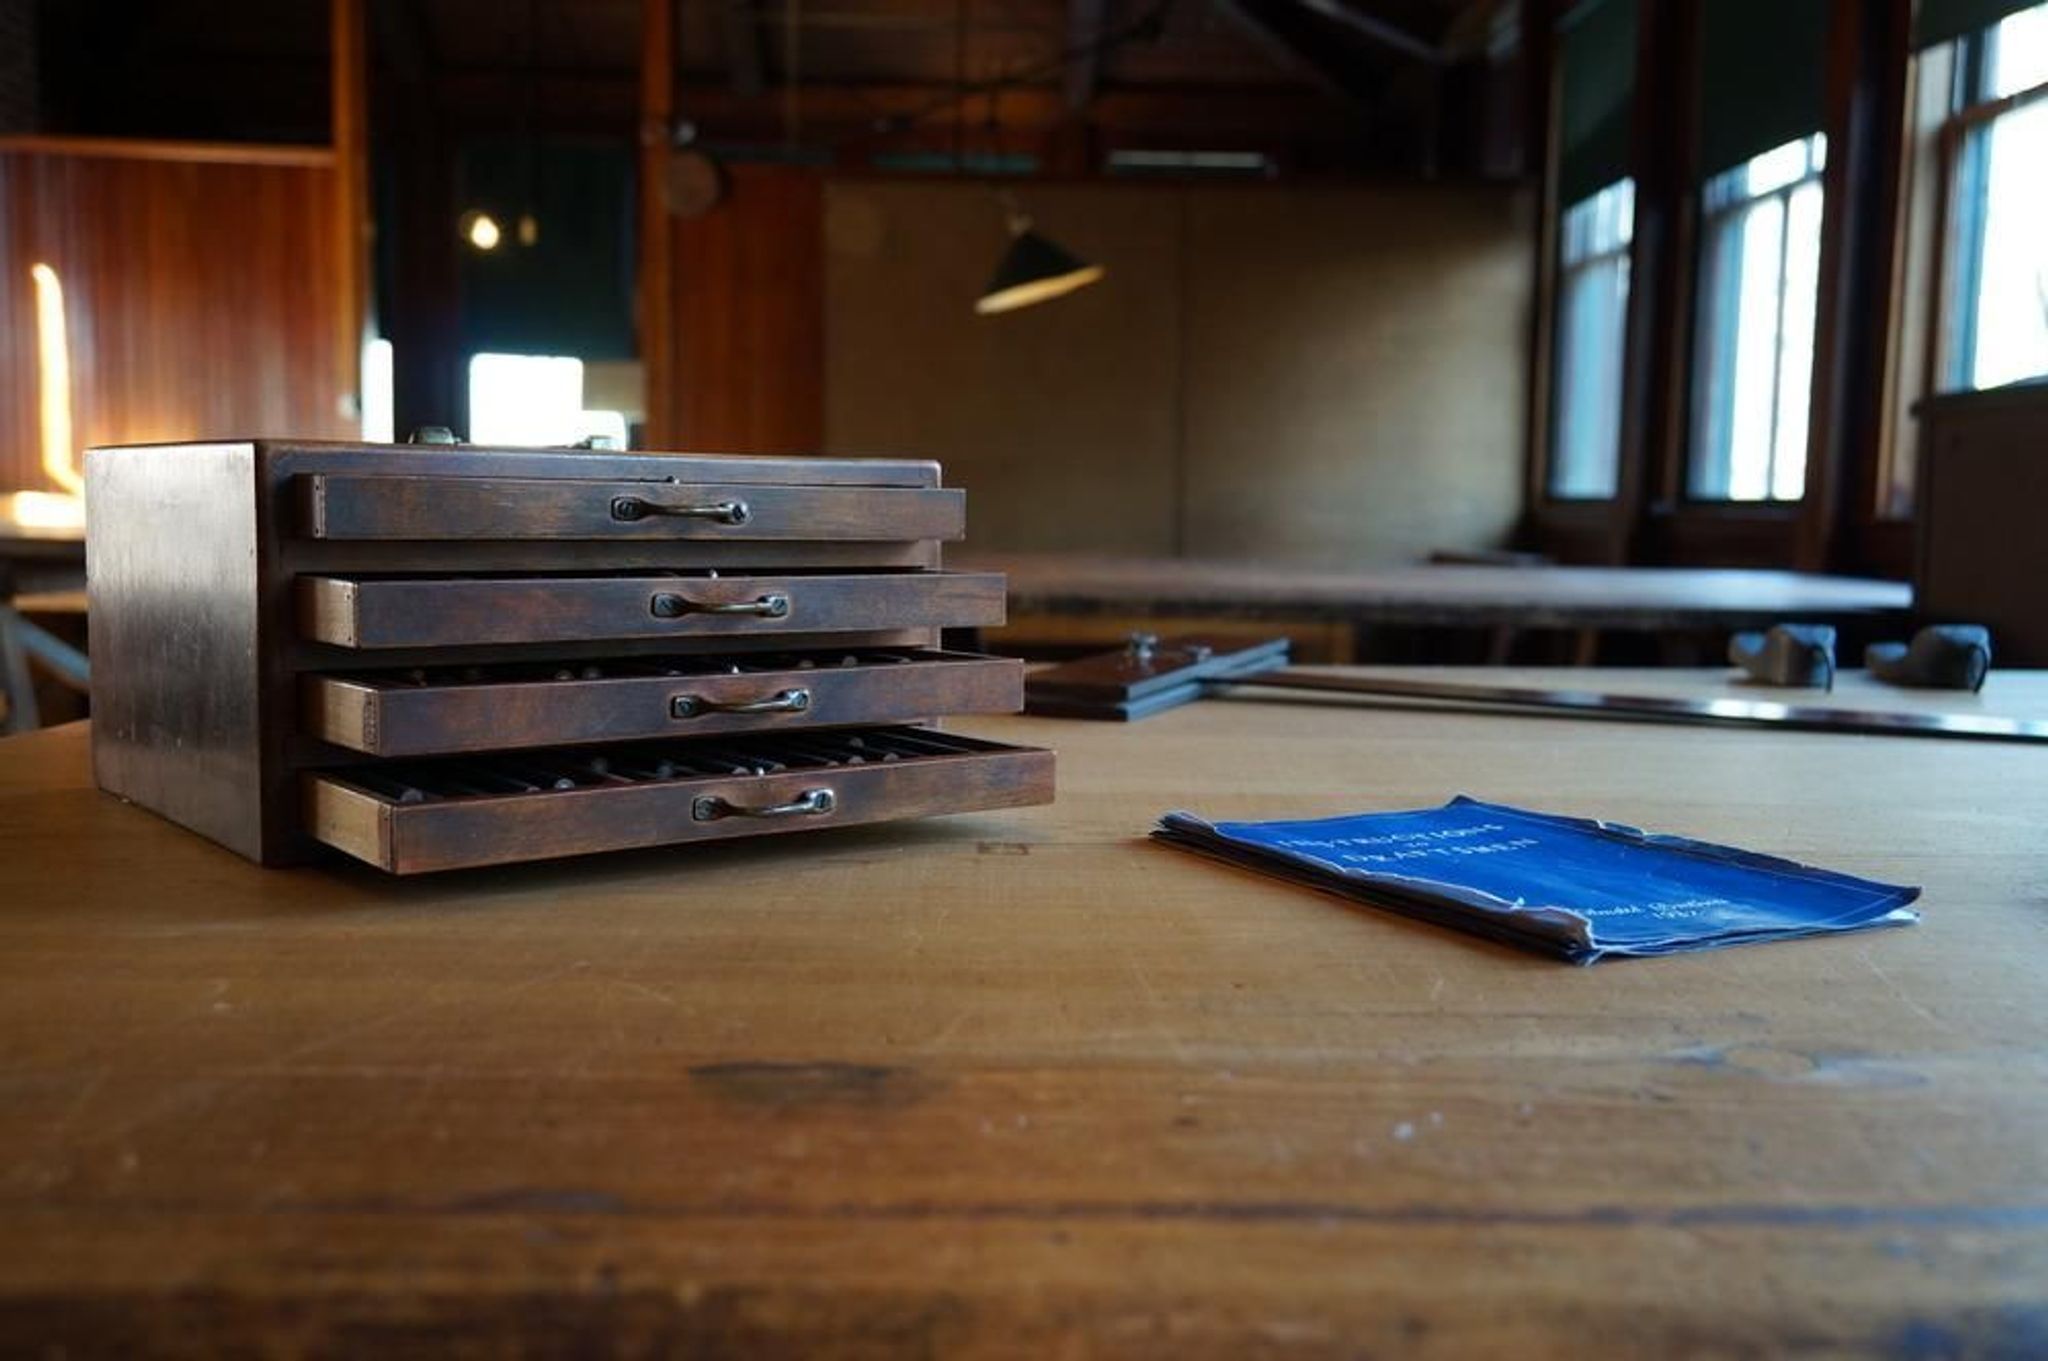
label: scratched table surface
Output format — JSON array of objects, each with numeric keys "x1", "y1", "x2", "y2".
[{"x1": 1, "y1": 668, "x2": 2044, "y2": 1356}]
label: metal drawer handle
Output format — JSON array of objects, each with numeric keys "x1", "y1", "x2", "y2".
[
  {"x1": 671, "y1": 687, "x2": 812, "y2": 719},
  {"x1": 692, "y1": 788, "x2": 836, "y2": 822},
  {"x1": 611, "y1": 495, "x2": 750, "y2": 525},
  {"x1": 650, "y1": 592, "x2": 790, "y2": 620}
]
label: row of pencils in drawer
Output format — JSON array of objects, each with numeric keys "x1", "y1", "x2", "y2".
[{"x1": 85, "y1": 440, "x2": 1055, "y2": 873}]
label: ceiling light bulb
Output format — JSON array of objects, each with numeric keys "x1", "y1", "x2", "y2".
[{"x1": 461, "y1": 211, "x2": 503, "y2": 251}]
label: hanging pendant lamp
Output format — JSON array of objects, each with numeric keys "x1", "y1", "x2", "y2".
[{"x1": 975, "y1": 199, "x2": 1106, "y2": 315}]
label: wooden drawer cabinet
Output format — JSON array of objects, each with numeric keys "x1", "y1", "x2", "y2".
[
  {"x1": 298, "y1": 474, "x2": 967, "y2": 542},
  {"x1": 306, "y1": 728, "x2": 1053, "y2": 874},
  {"x1": 304, "y1": 649, "x2": 1024, "y2": 756},
  {"x1": 297, "y1": 570, "x2": 1008, "y2": 648},
  {"x1": 86, "y1": 440, "x2": 1051, "y2": 871}
]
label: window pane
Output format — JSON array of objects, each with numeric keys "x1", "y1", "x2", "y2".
[
  {"x1": 361, "y1": 338, "x2": 395, "y2": 443},
  {"x1": 1689, "y1": 135, "x2": 1827, "y2": 501},
  {"x1": 468, "y1": 353, "x2": 586, "y2": 447},
  {"x1": 1961, "y1": 98, "x2": 2048, "y2": 387},
  {"x1": 1549, "y1": 180, "x2": 1634, "y2": 500},
  {"x1": 1772, "y1": 182, "x2": 1824, "y2": 499},
  {"x1": 1989, "y1": 3, "x2": 2048, "y2": 97}
]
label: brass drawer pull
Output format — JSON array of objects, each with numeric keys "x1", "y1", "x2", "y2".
[
  {"x1": 692, "y1": 788, "x2": 836, "y2": 822},
  {"x1": 650, "y1": 592, "x2": 790, "y2": 620},
  {"x1": 611, "y1": 495, "x2": 750, "y2": 525},
  {"x1": 670, "y1": 687, "x2": 813, "y2": 719}
]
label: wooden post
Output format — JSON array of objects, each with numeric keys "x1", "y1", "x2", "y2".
[
  {"x1": 1797, "y1": 0, "x2": 1912, "y2": 572},
  {"x1": 1611, "y1": 0, "x2": 1701, "y2": 565},
  {"x1": 639, "y1": 0, "x2": 677, "y2": 447},
  {"x1": 1519, "y1": 0, "x2": 1560, "y2": 532},
  {"x1": 330, "y1": 0, "x2": 369, "y2": 431}
]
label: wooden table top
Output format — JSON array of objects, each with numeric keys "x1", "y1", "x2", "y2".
[
  {"x1": 3, "y1": 669, "x2": 2044, "y2": 1354},
  {"x1": 958, "y1": 552, "x2": 1915, "y2": 629}
]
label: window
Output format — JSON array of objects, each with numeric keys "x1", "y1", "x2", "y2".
[
  {"x1": 1545, "y1": 0, "x2": 1637, "y2": 501},
  {"x1": 1689, "y1": 134, "x2": 1827, "y2": 502},
  {"x1": 1942, "y1": 3, "x2": 2048, "y2": 391},
  {"x1": 467, "y1": 353, "x2": 627, "y2": 448},
  {"x1": 361, "y1": 337, "x2": 394, "y2": 443},
  {"x1": 1549, "y1": 180, "x2": 1634, "y2": 499}
]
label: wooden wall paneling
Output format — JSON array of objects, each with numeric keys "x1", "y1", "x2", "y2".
[
  {"x1": 0, "y1": 154, "x2": 36, "y2": 492},
  {"x1": 0, "y1": 145, "x2": 354, "y2": 495},
  {"x1": 665, "y1": 164, "x2": 825, "y2": 455}
]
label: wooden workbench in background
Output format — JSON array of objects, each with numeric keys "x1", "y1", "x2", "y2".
[
  {"x1": 960, "y1": 553, "x2": 1916, "y2": 663},
  {"x1": 1, "y1": 670, "x2": 2044, "y2": 1354}
]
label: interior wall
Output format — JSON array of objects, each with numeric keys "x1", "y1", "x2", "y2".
[
  {"x1": 824, "y1": 179, "x2": 1532, "y2": 565},
  {"x1": 825, "y1": 183, "x2": 1184, "y2": 554},
  {"x1": 0, "y1": 142, "x2": 352, "y2": 493}
]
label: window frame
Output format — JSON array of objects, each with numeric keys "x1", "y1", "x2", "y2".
[
  {"x1": 1685, "y1": 133, "x2": 1829, "y2": 505},
  {"x1": 1885, "y1": 5, "x2": 2048, "y2": 519},
  {"x1": 1934, "y1": 79, "x2": 2048, "y2": 389},
  {"x1": 1545, "y1": 178, "x2": 1637, "y2": 503}
]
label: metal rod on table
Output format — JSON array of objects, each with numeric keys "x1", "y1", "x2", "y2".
[{"x1": 1216, "y1": 669, "x2": 2048, "y2": 745}]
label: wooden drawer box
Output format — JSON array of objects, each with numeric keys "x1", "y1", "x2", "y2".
[
  {"x1": 307, "y1": 728, "x2": 1053, "y2": 875},
  {"x1": 297, "y1": 570, "x2": 1007, "y2": 648},
  {"x1": 304, "y1": 649, "x2": 1024, "y2": 756},
  {"x1": 86, "y1": 440, "x2": 1052, "y2": 871},
  {"x1": 298, "y1": 473, "x2": 966, "y2": 541}
]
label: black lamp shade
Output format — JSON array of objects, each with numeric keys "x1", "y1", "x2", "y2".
[{"x1": 975, "y1": 227, "x2": 1106, "y2": 315}]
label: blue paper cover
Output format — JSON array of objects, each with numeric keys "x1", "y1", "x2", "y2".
[{"x1": 1154, "y1": 797, "x2": 1920, "y2": 963}]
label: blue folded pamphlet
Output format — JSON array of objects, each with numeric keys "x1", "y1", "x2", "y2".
[{"x1": 1153, "y1": 797, "x2": 1920, "y2": 964}]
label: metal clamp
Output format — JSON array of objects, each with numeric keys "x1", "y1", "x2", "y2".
[
  {"x1": 611, "y1": 495, "x2": 750, "y2": 525},
  {"x1": 670, "y1": 687, "x2": 812, "y2": 719},
  {"x1": 650, "y1": 592, "x2": 790, "y2": 620},
  {"x1": 692, "y1": 788, "x2": 836, "y2": 822}
]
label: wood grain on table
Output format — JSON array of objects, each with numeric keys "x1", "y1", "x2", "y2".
[{"x1": 1, "y1": 669, "x2": 2044, "y2": 1355}]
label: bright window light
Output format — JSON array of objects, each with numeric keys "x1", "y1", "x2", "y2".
[
  {"x1": 1963, "y1": 98, "x2": 2048, "y2": 389},
  {"x1": 1690, "y1": 134, "x2": 1828, "y2": 502},
  {"x1": 29, "y1": 263, "x2": 80, "y2": 496},
  {"x1": 1989, "y1": 2, "x2": 2048, "y2": 97},
  {"x1": 579, "y1": 409, "x2": 629, "y2": 449},
  {"x1": 1549, "y1": 179, "x2": 1635, "y2": 500},
  {"x1": 1947, "y1": 3, "x2": 2048, "y2": 392},
  {"x1": 468, "y1": 353, "x2": 587, "y2": 447},
  {"x1": 361, "y1": 337, "x2": 395, "y2": 442}
]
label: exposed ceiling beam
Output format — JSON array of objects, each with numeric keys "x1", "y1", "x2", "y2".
[
  {"x1": 1291, "y1": 0, "x2": 1447, "y2": 64},
  {"x1": 721, "y1": 0, "x2": 765, "y2": 97},
  {"x1": 1213, "y1": 0, "x2": 1381, "y2": 107},
  {"x1": 1064, "y1": 0, "x2": 1109, "y2": 111}
]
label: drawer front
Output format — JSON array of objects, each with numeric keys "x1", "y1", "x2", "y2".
[
  {"x1": 298, "y1": 475, "x2": 965, "y2": 542},
  {"x1": 305, "y1": 728, "x2": 1054, "y2": 874},
  {"x1": 299, "y1": 571, "x2": 1006, "y2": 649},
  {"x1": 305, "y1": 649, "x2": 1025, "y2": 756}
]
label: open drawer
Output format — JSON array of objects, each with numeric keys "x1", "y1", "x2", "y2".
[
  {"x1": 304, "y1": 648, "x2": 1025, "y2": 756},
  {"x1": 298, "y1": 570, "x2": 1006, "y2": 648},
  {"x1": 297, "y1": 473, "x2": 965, "y2": 542},
  {"x1": 304, "y1": 727, "x2": 1053, "y2": 874}
]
